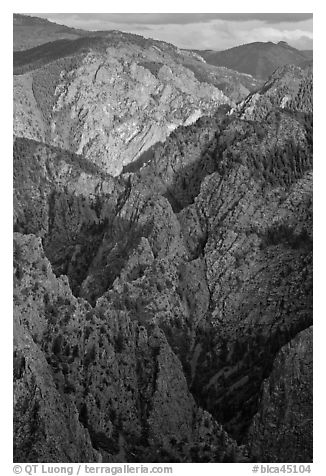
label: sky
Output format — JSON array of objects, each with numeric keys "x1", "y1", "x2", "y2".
[{"x1": 29, "y1": 13, "x2": 313, "y2": 50}]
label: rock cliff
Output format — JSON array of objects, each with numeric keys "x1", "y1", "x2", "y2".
[
  {"x1": 14, "y1": 31, "x2": 260, "y2": 176},
  {"x1": 247, "y1": 327, "x2": 313, "y2": 462},
  {"x1": 14, "y1": 232, "x2": 243, "y2": 462}
]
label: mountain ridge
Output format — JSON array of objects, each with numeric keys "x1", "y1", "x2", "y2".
[
  {"x1": 13, "y1": 13, "x2": 90, "y2": 51},
  {"x1": 14, "y1": 29, "x2": 261, "y2": 176},
  {"x1": 194, "y1": 41, "x2": 312, "y2": 80}
]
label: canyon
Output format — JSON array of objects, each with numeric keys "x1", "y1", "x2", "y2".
[{"x1": 13, "y1": 14, "x2": 313, "y2": 464}]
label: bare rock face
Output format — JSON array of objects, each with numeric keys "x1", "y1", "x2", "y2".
[
  {"x1": 13, "y1": 232, "x2": 243, "y2": 462},
  {"x1": 13, "y1": 136, "x2": 125, "y2": 296},
  {"x1": 13, "y1": 235, "x2": 100, "y2": 463},
  {"x1": 247, "y1": 327, "x2": 313, "y2": 462},
  {"x1": 236, "y1": 64, "x2": 312, "y2": 121},
  {"x1": 13, "y1": 31, "x2": 263, "y2": 177},
  {"x1": 13, "y1": 37, "x2": 233, "y2": 176},
  {"x1": 49, "y1": 49, "x2": 231, "y2": 176},
  {"x1": 13, "y1": 74, "x2": 46, "y2": 142},
  {"x1": 190, "y1": 167, "x2": 312, "y2": 438}
]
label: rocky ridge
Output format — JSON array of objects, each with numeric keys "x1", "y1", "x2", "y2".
[
  {"x1": 247, "y1": 327, "x2": 313, "y2": 462},
  {"x1": 14, "y1": 232, "x2": 244, "y2": 462},
  {"x1": 236, "y1": 64, "x2": 313, "y2": 121},
  {"x1": 14, "y1": 27, "x2": 261, "y2": 176}
]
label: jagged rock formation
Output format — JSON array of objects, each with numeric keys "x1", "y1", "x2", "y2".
[
  {"x1": 115, "y1": 79, "x2": 313, "y2": 441},
  {"x1": 47, "y1": 46, "x2": 230, "y2": 176},
  {"x1": 13, "y1": 17, "x2": 313, "y2": 463},
  {"x1": 13, "y1": 239, "x2": 100, "y2": 462},
  {"x1": 236, "y1": 64, "x2": 313, "y2": 120},
  {"x1": 247, "y1": 327, "x2": 313, "y2": 462},
  {"x1": 13, "y1": 137, "x2": 125, "y2": 297},
  {"x1": 14, "y1": 38, "x2": 230, "y2": 175},
  {"x1": 14, "y1": 233, "x2": 243, "y2": 462},
  {"x1": 14, "y1": 18, "x2": 261, "y2": 175}
]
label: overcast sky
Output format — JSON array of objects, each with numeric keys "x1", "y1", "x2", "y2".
[{"x1": 29, "y1": 13, "x2": 313, "y2": 50}]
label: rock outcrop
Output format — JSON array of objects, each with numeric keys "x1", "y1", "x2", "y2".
[
  {"x1": 49, "y1": 47, "x2": 230, "y2": 175},
  {"x1": 247, "y1": 327, "x2": 313, "y2": 462},
  {"x1": 14, "y1": 232, "x2": 243, "y2": 462},
  {"x1": 236, "y1": 64, "x2": 313, "y2": 121},
  {"x1": 14, "y1": 28, "x2": 261, "y2": 176}
]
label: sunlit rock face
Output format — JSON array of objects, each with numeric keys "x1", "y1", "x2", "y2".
[
  {"x1": 49, "y1": 48, "x2": 230, "y2": 176},
  {"x1": 14, "y1": 30, "x2": 262, "y2": 177}
]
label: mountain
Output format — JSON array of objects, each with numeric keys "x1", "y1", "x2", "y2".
[
  {"x1": 195, "y1": 41, "x2": 312, "y2": 80},
  {"x1": 236, "y1": 64, "x2": 313, "y2": 120},
  {"x1": 13, "y1": 23, "x2": 261, "y2": 176},
  {"x1": 301, "y1": 50, "x2": 313, "y2": 60},
  {"x1": 247, "y1": 326, "x2": 312, "y2": 462},
  {"x1": 13, "y1": 134, "x2": 248, "y2": 462},
  {"x1": 13, "y1": 54, "x2": 312, "y2": 463}
]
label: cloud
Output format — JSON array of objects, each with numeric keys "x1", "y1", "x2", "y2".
[
  {"x1": 27, "y1": 13, "x2": 313, "y2": 51},
  {"x1": 32, "y1": 12, "x2": 313, "y2": 26},
  {"x1": 123, "y1": 19, "x2": 312, "y2": 51},
  {"x1": 205, "y1": 13, "x2": 312, "y2": 23}
]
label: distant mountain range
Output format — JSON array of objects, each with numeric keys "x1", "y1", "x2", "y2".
[
  {"x1": 193, "y1": 41, "x2": 312, "y2": 80},
  {"x1": 15, "y1": 15, "x2": 312, "y2": 83}
]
